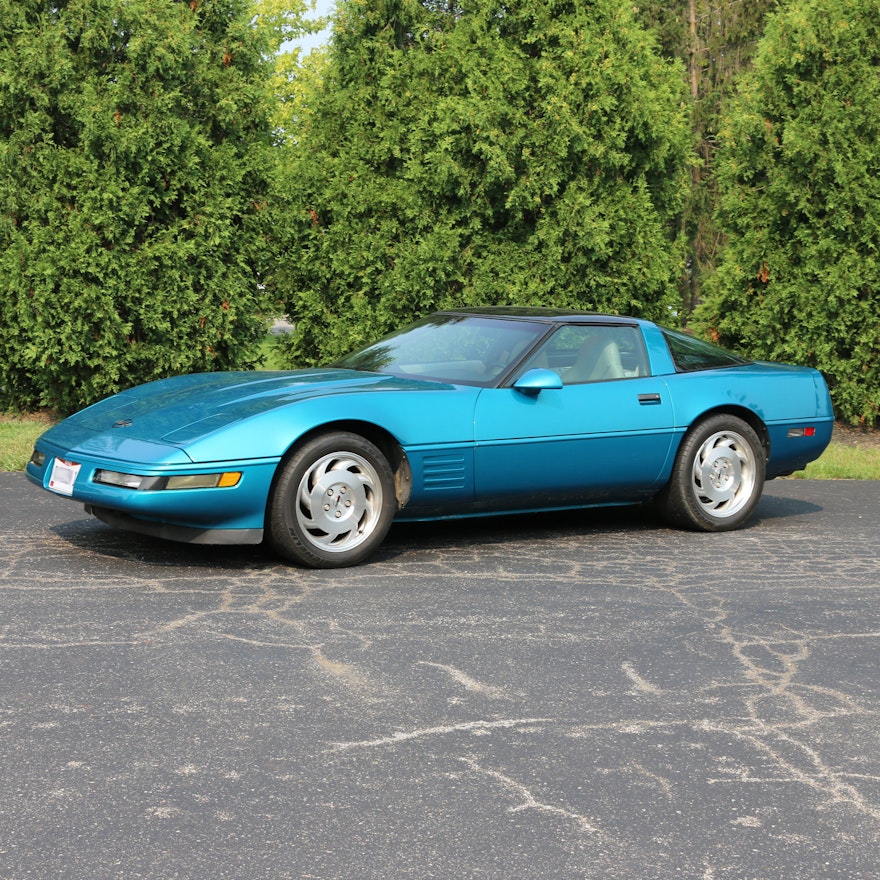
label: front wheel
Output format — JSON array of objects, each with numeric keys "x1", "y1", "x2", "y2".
[
  {"x1": 268, "y1": 432, "x2": 397, "y2": 568},
  {"x1": 658, "y1": 415, "x2": 765, "y2": 532}
]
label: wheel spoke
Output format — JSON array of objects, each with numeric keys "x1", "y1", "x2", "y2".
[
  {"x1": 692, "y1": 431, "x2": 755, "y2": 517},
  {"x1": 294, "y1": 451, "x2": 383, "y2": 551}
]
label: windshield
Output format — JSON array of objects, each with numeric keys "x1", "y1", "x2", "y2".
[{"x1": 335, "y1": 315, "x2": 549, "y2": 386}]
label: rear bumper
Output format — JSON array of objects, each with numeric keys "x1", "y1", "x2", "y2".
[{"x1": 766, "y1": 418, "x2": 834, "y2": 478}]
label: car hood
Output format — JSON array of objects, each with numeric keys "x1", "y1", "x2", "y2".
[{"x1": 67, "y1": 369, "x2": 448, "y2": 446}]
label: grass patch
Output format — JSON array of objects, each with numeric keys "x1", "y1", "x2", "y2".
[
  {"x1": 0, "y1": 413, "x2": 54, "y2": 472},
  {"x1": 256, "y1": 333, "x2": 289, "y2": 371},
  {"x1": 791, "y1": 441, "x2": 880, "y2": 480}
]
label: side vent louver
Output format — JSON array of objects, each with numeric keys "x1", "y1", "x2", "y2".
[{"x1": 422, "y1": 455, "x2": 467, "y2": 491}]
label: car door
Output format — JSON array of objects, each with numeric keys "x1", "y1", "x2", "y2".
[{"x1": 472, "y1": 324, "x2": 675, "y2": 508}]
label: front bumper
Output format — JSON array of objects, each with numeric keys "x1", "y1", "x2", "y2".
[
  {"x1": 85, "y1": 505, "x2": 264, "y2": 545},
  {"x1": 27, "y1": 436, "x2": 279, "y2": 541}
]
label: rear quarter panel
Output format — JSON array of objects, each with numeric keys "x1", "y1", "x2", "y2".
[{"x1": 661, "y1": 363, "x2": 834, "y2": 477}]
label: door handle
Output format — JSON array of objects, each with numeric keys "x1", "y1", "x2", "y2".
[{"x1": 638, "y1": 393, "x2": 662, "y2": 405}]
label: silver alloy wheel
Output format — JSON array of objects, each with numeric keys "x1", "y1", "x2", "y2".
[
  {"x1": 294, "y1": 451, "x2": 384, "y2": 552},
  {"x1": 691, "y1": 429, "x2": 757, "y2": 518}
]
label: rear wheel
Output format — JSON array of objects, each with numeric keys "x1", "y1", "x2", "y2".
[
  {"x1": 268, "y1": 432, "x2": 396, "y2": 568},
  {"x1": 658, "y1": 415, "x2": 765, "y2": 532}
]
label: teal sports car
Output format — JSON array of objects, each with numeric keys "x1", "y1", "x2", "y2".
[{"x1": 27, "y1": 308, "x2": 834, "y2": 568}]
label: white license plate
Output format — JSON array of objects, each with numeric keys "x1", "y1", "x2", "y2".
[{"x1": 48, "y1": 458, "x2": 82, "y2": 496}]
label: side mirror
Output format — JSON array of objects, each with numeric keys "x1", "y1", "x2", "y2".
[{"x1": 513, "y1": 368, "x2": 564, "y2": 395}]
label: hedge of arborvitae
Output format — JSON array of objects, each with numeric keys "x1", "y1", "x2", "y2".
[
  {"x1": 2, "y1": 0, "x2": 878, "y2": 426},
  {"x1": 270, "y1": 0, "x2": 691, "y2": 366},
  {"x1": 0, "y1": 0, "x2": 276, "y2": 413},
  {"x1": 695, "y1": 0, "x2": 880, "y2": 425}
]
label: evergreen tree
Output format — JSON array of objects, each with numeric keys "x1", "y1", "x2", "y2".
[
  {"x1": 272, "y1": 0, "x2": 691, "y2": 366},
  {"x1": 637, "y1": 0, "x2": 777, "y2": 310},
  {"x1": 695, "y1": 0, "x2": 880, "y2": 425},
  {"x1": 0, "y1": 0, "x2": 277, "y2": 412}
]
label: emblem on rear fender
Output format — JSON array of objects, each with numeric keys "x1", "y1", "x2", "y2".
[{"x1": 112, "y1": 419, "x2": 133, "y2": 428}]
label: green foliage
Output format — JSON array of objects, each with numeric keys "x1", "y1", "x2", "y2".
[
  {"x1": 0, "y1": 0, "x2": 278, "y2": 413},
  {"x1": 636, "y1": 0, "x2": 778, "y2": 310},
  {"x1": 253, "y1": 0, "x2": 328, "y2": 135},
  {"x1": 271, "y1": 0, "x2": 691, "y2": 366},
  {"x1": 695, "y1": 0, "x2": 880, "y2": 425}
]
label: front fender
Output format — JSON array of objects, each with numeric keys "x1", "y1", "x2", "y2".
[{"x1": 182, "y1": 385, "x2": 481, "y2": 464}]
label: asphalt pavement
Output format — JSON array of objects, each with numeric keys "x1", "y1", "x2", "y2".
[{"x1": 1, "y1": 474, "x2": 879, "y2": 879}]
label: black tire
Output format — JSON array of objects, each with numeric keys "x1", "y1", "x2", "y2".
[
  {"x1": 268, "y1": 432, "x2": 397, "y2": 568},
  {"x1": 658, "y1": 414, "x2": 765, "y2": 532}
]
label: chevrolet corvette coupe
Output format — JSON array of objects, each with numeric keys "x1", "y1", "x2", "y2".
[{"x1": 27, "y1": 308, "x2": 834, "y2": 568}]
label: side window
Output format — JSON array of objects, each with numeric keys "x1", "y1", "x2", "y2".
[
  {"x1": 661, "y1": 328, "x2": 751, "y2": 372},
  {"x1": 518, "y1": 325, "x2": 648, "y2": 384}
]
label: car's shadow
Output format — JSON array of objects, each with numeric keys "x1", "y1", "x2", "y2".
[
  {"x1": 47, "y1": 489, "x2": 823, "y2": 572},
  {"x1": 50, "y1": 507, "x2": 658, "y2": 570},
  {"x1": 754, "y1": 489, "x2": 824, "y2": 521},
  {"x1": 50, "y1": 518, "x2": 276, "y2": 571},
  {"x1": 384, "y1": 504, "x2": 658, "y2": 554}
]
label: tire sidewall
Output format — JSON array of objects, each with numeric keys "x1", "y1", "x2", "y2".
[
  {"x1": 269, "y1": 432, "x2": 397, "y2": 568},
  {"x1": 665, "y1": 415, "x2": 766, "y2": 532}
]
